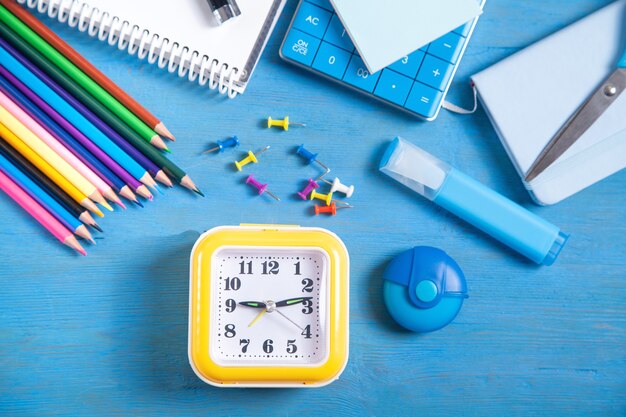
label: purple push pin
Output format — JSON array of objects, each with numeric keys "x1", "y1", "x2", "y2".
[
  {"x1": 246, "y1": 175, "x2": 280, "y2": 201},
  {"x1": 297, "y1": 179, "x2": 320, "y2": 200}
]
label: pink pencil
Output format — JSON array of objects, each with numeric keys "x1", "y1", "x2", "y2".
[
  {"x1": 0, "y1": 90, "x2": 124, "y2": 209},
  {"x1": 0, "y1": 169, "x2": 86, "y2": 255}
]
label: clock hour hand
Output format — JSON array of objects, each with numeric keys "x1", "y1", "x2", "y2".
[
  {"x1": 239, "y1": 301, "x2": 267, "y2": 309},
  {"x1": 274, "y1": 297, "x2": 313, "y2": 308}
]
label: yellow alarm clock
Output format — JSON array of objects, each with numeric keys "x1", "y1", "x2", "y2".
[{"x1": 188, "y1": 224, "x2": 350, "y2": 387}]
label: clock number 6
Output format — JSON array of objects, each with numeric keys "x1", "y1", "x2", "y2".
[
  {"x1": 287, "y1": 339, "x2": 297, "y2": 354},
  {"x1": 263, "y1": 339, "x2": 274, "y2": 354},
  {"x1": 224, "y1": 324, "x2": 236, "y2": 338},
  {"x1": 239, "y1": 339, "x2": 250, "y2": 353},
  {"x1": 301, "y1": 278, "x2": 314, "y2": 293}
]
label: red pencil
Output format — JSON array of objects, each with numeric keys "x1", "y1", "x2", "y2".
[{"x1": 0, "y1": 0, "x2": 175, "y2": 141}]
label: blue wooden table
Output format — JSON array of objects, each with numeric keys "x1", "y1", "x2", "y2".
[{"x1": 1, "y1": 0, "x2": 624, "y2": 415}]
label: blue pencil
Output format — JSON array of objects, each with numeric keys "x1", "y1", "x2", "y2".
[
  {"x1": 0, "y1": 151, "x2": 95, "y2": 244},
  {"x1": 0, "y1": 42, "x2": 156, "y2": 189},
  {"x1": 0, "y1": 74, "x2": 141, "y2": 206}
]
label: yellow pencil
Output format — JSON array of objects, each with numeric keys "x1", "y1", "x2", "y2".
[
  {"x1": 0, "y1": 122, "x2": 103, "y2": 217},
  {"x1": 0, "y1": 103, "x2": 111, "y2": 210}
]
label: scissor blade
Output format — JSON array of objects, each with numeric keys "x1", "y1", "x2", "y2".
[{"x1": 525, "y1": 68, "x2": 626, "y2": 181}]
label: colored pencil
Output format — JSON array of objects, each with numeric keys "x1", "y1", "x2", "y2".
[
  {"x1": 17, "y1": 64, "x2": 173, "y2": 188},
  {"x1": 0, "y1": 123, "x2": 103, "y2": 217},
  {"x1": 0, "y1": 73, "x2": 144, "y2": 204},
  {"x1": 0, "y1": 41, "x2": 157, "y2": 189},
  {"x1": 0, "y1": 168, "x2": 86, "y2": 255},
  {"x1": 0, "y1": 6, "x2": 169, "y2": 150},
  {"x1": 0, "y1": 138, "x2": 101, "y2": 230},
  {"x1": 0, "y1": 93, "x2": 113, "y2": 211},
  {"x1": 0, "y1": 24, "x2": 173, "y2": 160},
  {"x1": 0, "y1": 89, "x2": 118, "y2": 209},
  {"x1": 0, "y1": 0, "x2": 175, "y2": 141},
  {"x1": 0, "y1": 39, "x2": 200, "y2": 195},
  {"x1": 0, "y1": 150, "x2": 94, "y2": 243}
]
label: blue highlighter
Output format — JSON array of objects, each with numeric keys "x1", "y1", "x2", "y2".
[{"x1": 380, "y1": 137, "x2": 568, "y2": 265}]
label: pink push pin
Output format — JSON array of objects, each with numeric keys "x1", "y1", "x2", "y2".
[
  {"x1": 297, "y1": 179, "x2": 319, "y2": 200},
  {"x1": 246, "y1": 174, "x2": 280, "y2": 201}
]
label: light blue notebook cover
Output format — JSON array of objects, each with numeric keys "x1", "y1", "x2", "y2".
[
  {"x1": 472, "y1": 0, "x2": 626, "y2": 205},
  {"x1": 329, "y1": 0, "x2": 482, "y2": 73}
]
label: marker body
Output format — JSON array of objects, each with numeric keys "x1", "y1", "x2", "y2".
[{"x1": 380, "y1": 137, "x2": 568, "y2": 265}]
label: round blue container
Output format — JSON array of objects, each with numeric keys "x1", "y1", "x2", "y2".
[{"x1": 383, "y1": 247, "x2": 468, "y2": 332}]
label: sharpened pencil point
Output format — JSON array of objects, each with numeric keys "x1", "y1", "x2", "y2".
[
  {"x1": 65, "y1": 236, "x2": 87, "y2": 256},
  {"x1": 194, "y1": 188, "x2": 205, "y2": 197},
  {"x1": 100, "y1": 200, "x2": 114, "y2": 212},
  {"x1": 155, "y1": 171, "x2": 173, "y2": 187},
  {"x1": 155, "y1": 122, "x2": 175, "y2": 141},
  {"x1": 133, "y1": 199, "x2": 144, "y2": 208},
  {"x1": 92, "y1": 223, "x2": 103, "y2": 233},
  {"x1": 151, "y1": 135, "x2": 170, "y2": 152}
]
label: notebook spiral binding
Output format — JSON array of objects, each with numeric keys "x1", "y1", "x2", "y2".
[{"x1": 17, "y1": 0, "x2": 244, "y2": 98}]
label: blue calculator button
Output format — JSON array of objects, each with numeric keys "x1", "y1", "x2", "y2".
[
  {"x1": 281, "y1": 29, "x2": 321, "y2": 66},
  {"x1": 405, "y1": 81, "x2": 443, "y2": 119},
  {"x1": 305, "y1": 0, "x2": 334, "y2": 11},
  {"x1": 428, "y1": 32, "x2": 465, "y2": 64},
  {"x1": 388, "y1": 50, "x2": 425, "y2": 79},
  {"x1": 374, "y1": 69, "x2": 413, "y2": 106},
  {"x1": 417, "y1": 55, "x2": 454, "y2": 91},
  {"x1": 292, "y1": 2, "x2": 332, "y2": 39},
  {"x1": 342, "y1": 54, "x2": 381, "y2": 92},
  {"x1": 453, "y1": 21, "x2": 472, "y2": 37},
  {"x1": 324, "y1": 14, "x2": 355, "y2": 52},
  {"x1": 312, "y1": 42, "x2": 351, "y2": 79}
]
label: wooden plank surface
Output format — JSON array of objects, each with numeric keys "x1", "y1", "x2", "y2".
[{"x1": 0, "y1": 0, "x2": 624, "y2": 415}]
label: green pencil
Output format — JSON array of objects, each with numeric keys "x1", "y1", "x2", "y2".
[
  {"x1": 0, "y1": 22, "x2": 202, "y2": 196},
  {"x1": 0, "y1": 4, "x2": 167, "y2": 150}
]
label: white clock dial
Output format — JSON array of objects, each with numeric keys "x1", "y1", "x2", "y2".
[{"x1": 210, "y1": 247, "x2": 329, "y2": 366}]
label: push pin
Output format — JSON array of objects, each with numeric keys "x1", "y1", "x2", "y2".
[
  {"x1": 314, "y1": 202, "x2": 353, "y2": 216},
  {"x1": 323, "y1": 177, "x2": 355, "y2": 198},
  {"x1": 267, "y1": 116, "x2": 306, "y2": 131},
  {"x1": 310, "y1": 189, "x2": 334, "y2": 206},
  {"x1": 296, "y1": 144, "x2": 330, "y2": 173},
  {"x1": 297, "y1": 179, "x2": 319, "y2": 200},
  {"x1": 246, "y1": 174, "x2": 280, "y2": 201},
  {"x1": 234, "y1": 146, "x2": 270, "y2": 171},
  {"x1": 203, "y1": 136, "x2": 240, "y2": 154}
]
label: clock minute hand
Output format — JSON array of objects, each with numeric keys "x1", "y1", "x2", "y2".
[
  {"x1": 274, "y1": 297, "x2": 313, "y2": 308},
  {"x1": 239, "y1": 301, "x2": 267, "y2": 309}
]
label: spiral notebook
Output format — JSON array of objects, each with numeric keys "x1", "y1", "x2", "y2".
[{"x1": 19, "y1": 0, "x2": 286, "y2": 98}]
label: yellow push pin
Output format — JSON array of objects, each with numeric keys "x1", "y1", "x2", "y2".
[
  {"x1": 234, "y1": 146, "x2": 270, "y2": 171},
  {"x1": 267, "y1": 116, "x2": 306, "y2": 131},
  {"x1": 310, "y1": 189, "x2": 334, "y2": 206}
]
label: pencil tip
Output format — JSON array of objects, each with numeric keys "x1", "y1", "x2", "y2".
[
  {"x1": 117, "y1": 201, "x2": 127, "y2": 210},
  {"x1": 155, "y1": 122, "x2": 176, "y2": 141},
  {"x1": 101, "y1": 200, "x2": 114, "y2": 212},
  {"x1": 151, "y1": 136, "x2": 170, "y2": 152},
  {"x1": 194, "y1": 188, "x2": 205, "y2": 197},
  {"x1": 133, "y1": 199, "x2": 144, "y2": 208},
  {"x1": 95, "y1": 209, "x2": 105, "y2": 218},
  {"x1": 92, "y1": 223, "x2": 104, "y2": 233}
]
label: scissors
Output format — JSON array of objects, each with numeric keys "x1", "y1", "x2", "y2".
[{"x1": 525, "y1": 39, "x2": 626, "y2": 182}]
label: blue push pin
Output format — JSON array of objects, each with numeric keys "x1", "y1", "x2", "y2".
[
  {"x1": 296, "y1": 144, "x2": 330, "y2": 173},
  {"x1": 383, "y1": 247, "x2": 468, "y2": 333},
  {"x1": 203, "y1": 136, "x2": 240, "y2": 154}
]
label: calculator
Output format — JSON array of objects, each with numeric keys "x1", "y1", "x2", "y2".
[{"x1": 280, "y1": 0, "x2": 484, "y2": 121}]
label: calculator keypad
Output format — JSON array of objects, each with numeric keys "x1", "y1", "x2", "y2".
[{"x1": 281, "y1": 0, "x2": 480, "y2": 120}]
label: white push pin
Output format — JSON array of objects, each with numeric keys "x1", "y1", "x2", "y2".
[{"x1": 323, "y1": 177, "x2": 354, "y2": 198}]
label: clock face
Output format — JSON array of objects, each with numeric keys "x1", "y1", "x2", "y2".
[{"x1": 210, "y1": 247, "x2": 330, "y2": 366}]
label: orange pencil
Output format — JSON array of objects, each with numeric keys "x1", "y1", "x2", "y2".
[{"x1": 0, "y1": 0, "x2": 175, "y2": 141}]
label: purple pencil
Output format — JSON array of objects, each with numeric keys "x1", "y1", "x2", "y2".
[
  {"x1": 0, "y1": 50, "x2": 171, "y2": 187},
  {"x1": 0, "y1": 66, "x2": 153, "y2": 200}
]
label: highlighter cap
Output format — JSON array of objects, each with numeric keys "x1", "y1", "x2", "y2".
[{"x1": 379, "y1": 137, "x2": 451, "y2": 201}]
